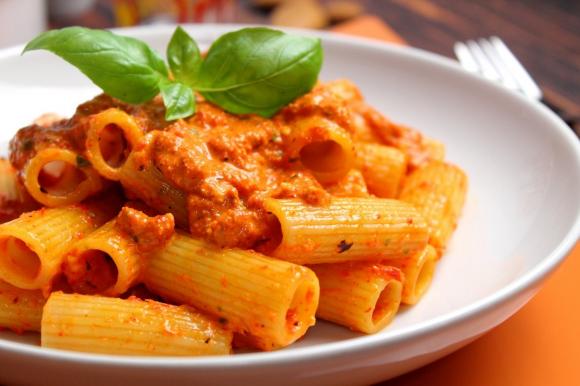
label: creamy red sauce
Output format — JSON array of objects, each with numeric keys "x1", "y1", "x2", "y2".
[
  {"x1": 7, "y1": 80, "x2": 435, "y2": 250},
  {"x1": 116, "y1": 206, "x2": 174, "y2": 253},
  {"x1": 324, "y1": 169, "x2": 369, "y2": 198},
  {"x1": 152, "y1": 102, "x2": 329, "y2": 248},
  {"x1": 352, "y1": 102, "x2": 436, "y2": 170}
]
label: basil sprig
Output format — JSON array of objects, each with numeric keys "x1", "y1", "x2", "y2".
[{"x1": 23, "y1": 26, "x2": 323, "y2": 120}]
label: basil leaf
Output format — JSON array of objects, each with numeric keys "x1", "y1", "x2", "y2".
[
  {"x1": 197, "y1": 27, "x2": 323, "y2": 117},
  {"x1": 167, "y1": 26, "x2": 202, "y2": 86},
  {"x1": 23, "y1": 27, "x2": 168, "y2": 104},
  {"x1": 160, "y1": 82, "x2": 195, "y2": 121},
  {"x1": 23, "y1": 26, "x2": 324, "y2": 120}
]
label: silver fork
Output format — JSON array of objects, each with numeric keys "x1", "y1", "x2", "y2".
[
  {"x1": 454, "y1": 36, "x2": 542, "y2": 101},
  {"x1": 454, "y1": 37, "x2": 578, "y2": 135}
]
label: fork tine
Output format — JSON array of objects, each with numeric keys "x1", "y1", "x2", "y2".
[
  {"x1": 477, "y1": 38, "x2": 519, "y2": 91},
  {"x1": 465, "y1": 40, "x2": 501, "y2": 82},
  {"x1": 489, "y1": 36, "x2": 543, "y2": 100},
  {"x1": 453, "y1": 42, "x2": 479, "y2": 73}
]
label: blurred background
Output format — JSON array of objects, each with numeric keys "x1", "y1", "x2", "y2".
[
  {"x1": 0, "y1": 0, "x2": 577, "y2": 124},
  {"x1": 0, "y1": 0, "x2": 371, "y2": 47}
]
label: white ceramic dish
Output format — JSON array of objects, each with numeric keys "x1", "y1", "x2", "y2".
[{"x1": 0, "y1": 24, "x2": 579, "y2": 386}]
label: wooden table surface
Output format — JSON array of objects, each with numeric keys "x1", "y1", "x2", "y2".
[{"x1": 365, "y1": 0, "x2": 579, "y2": 117}]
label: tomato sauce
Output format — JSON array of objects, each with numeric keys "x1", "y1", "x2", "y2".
[
  {"x1": 7, "y1": 80, "x2": 435, "y2": 251},
  {"x1": 151, "y1": 101, "x2": 329, "y2": 249}
]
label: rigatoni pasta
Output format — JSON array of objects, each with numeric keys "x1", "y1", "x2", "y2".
[
  {"x1": 64, "y1": 220, "x2": 142, "y2": 296},
  {"x1": 64, "y1": 207, "x2": 174, "y2": 296},
  {"x1": 23, "y1": 148, "x2": 103, "y2": 207},
  {"x1": 384, "y1": 245, "x2": 438, "y2": 305},
  {"x1": 399, "y1": 161, "x2": 468, "y2": 254},
  {"x1": 285, "y1": 116, "x2": 355, "y2": 184},
  {"x1": 0, "y1": 159, "x2": 38, "y2": 223},
  {"x1": 85, "y1": 108, "x2": 144, "y2": 180},
  {"x1": 0, "y1": 202, "x2": 114, "y2": 291},
  {"x1": 42, "y1": 292, "x2": 232, "y2": 356},
  {"x1": 265, "y1": 197, "x2": 429, "y2": 264},
  {"x1": 0, "y1": 280, "x2": 45, "y2": 333},
  {"x1": 355, "y1": 143, "x2": 406, "y2": 198},
  {"x1": 144, "y1": 232, "x2": 319, "y2": 351},
  {"x1": 0, "y1": 159, "x2": 23, "y2": 204},
  {"x1": 1, "y1": 75, "x2": 467, "y2": 357},
  {"x1": 310, "y1": 262, "x2": 403, "y2": 333}
]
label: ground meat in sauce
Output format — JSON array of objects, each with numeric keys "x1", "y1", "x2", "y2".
[
  {"x1": 72, "y1": 94, "x2": 169, "y2": 132},
  {"x1": 277, "y1": 80, "x2": 356, "y2": 133},
  {"x1": 9, "y1": 119, "x2": 73, "y2": 171},
  {"x1": 116, "y1": 206, "x2": 174, "y2": 253},
  {"x1": 150, "y1": 102, "x2": 329, "y2": 249}
]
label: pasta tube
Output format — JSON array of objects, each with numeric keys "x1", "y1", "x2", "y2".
[
  {"x1": 41, "y1": 292, "x2": 232, "y2": 356},
  {"x1": 399, "y1": 161, "x2": 468, "y2": 253},
  {"x1": 0, "y1": 280, "x2": 45, "y2": 333},
  {"x1": 64, "y1": 221, "x2": 142, "y2": 296},
  {"x1": 0, "y1": 203, "x2": 114, "y2": 291},
  {"x1": 117, "y1": 134, "x2": 189, "y2": 229},
  {"x1": 0, "y1": 159, "x2": 21, "y2": 203},
  {"x1": 0, "y1": 159, "x2": 38, "y2": 223},
  {"x1": 85, "y1": 108, "x2": 144, "y2": 180},
  {"x1": 355, "y1": 143, "x2": 406, "y2": 198},
  {"x1": 23, "y1": 148, "x2": 103, "y2": 207},
  {"x1": 310, "y1": 262, "x2": 403, "y2": 333},
  {"x1": 144, "y1": 232, "x2": 320, "y2": 351},
  {"x1": 265, "y1": 198, "x2": 429, "y2": 264},
  {"x1": 286, "y1": 116, "x2": 355, "y2": 184},
  {"x1": 383, "y1": 244, "x2": 438, "y2": 305}
]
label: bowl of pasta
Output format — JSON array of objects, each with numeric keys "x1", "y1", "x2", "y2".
[{"x1": 0, "y1": 24, "x2": 578, "y2": 386}]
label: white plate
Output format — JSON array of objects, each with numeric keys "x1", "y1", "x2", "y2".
[{"x1": 0, "y1": 24, "x2": 579, "y2": 386}]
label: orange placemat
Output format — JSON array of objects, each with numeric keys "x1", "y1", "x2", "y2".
[{"x1": 332, "y1": 15, "x2": 580, "y2": 386}]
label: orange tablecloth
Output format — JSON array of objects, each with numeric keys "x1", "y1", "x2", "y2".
[{"x1": 333, "y1": 15, "x2": 580, "y2": 386}]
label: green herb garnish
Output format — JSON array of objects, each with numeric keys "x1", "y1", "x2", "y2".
[{"x1": 22, "y1": 26, "x2": 323, "y2": 121}]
